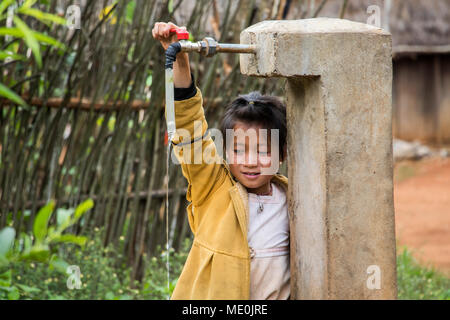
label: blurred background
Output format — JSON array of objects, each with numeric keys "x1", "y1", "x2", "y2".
[{"x1": 0, "y1": 0, "x2": 448, "y2": 299}]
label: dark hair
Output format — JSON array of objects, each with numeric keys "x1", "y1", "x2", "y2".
[{"x1": 220, "y1": 91, "x2": 287, "y2": 161}]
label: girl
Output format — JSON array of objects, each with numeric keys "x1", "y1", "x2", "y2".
[{"x1": 153, "y1": 22, "x2": 289, "y2": 300}]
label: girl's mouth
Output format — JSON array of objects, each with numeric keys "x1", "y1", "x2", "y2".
[{"x1": 242, "y1": 172, "x2": 260, "y2": 179}]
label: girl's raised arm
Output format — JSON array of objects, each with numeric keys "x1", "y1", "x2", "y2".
[{"x1": 153, "y1": 22, "x2": 227, "y2": 207}]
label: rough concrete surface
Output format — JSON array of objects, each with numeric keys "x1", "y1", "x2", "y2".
[{"x1": 241, "y1": 18, "x2": 397, "y2": 299}]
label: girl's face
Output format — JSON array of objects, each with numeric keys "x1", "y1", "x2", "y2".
[{"x1": 226, "y1": 121, "x2": 282, "y2": 195}]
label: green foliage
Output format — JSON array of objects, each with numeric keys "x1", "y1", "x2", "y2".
[
  {"x1": 397, "y1": 246, "x2": 450, "y2": 300},
  {"x1": 32, "y1": 201, "x2": 55, "y2": 243},
  {"x1": 24, "y1": 227, "x2": 139, "y2": 300},
  {"x1": 0, "y1": 198, "x2": 94, "y2": 300},
  {"x1": 3, "y1": 227, "x2": 450, "y2": 300},
  {"x1": 141, "y1": 239, "x2": 191, "y2": 299},
  {"x1": 125, "y1": 0, "x2": 136, "y2": 24},
  {"x1": 0, "y1": 0, "x2": 66, "y2": 105},
  {"x1": 13, "y1": 15, "x2": 42, "y2": 67},
  {"x1": 0, "y1": 224, "x2": 191, "y2": 300},
  {"x1": 0, "y1": 227, "x2": 15, "y2": 257},
  {"x1": 0, "y1": 83, "x2": 25, "y2": 105}
]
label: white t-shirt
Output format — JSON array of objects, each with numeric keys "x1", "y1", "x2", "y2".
[{"x1": 248, "y1": 182, "x2": 290, "y2": 300}]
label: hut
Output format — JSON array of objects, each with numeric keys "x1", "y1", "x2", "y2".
[
  {"x1": 289, "y1": 0, "x2": 450, "y2": 145},
  {"x1": 176, "y1": 0, "x2": 450, "y2": 144}
]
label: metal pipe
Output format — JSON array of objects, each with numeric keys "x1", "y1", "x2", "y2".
[
  {"x1": 179, "y1": 41, "x2": 202, "y2": 53},
  {"x1": 216, "y1": 43, "x2": 256, "y2": 54},
  {"x1": 179, "y1": 37, "x2": 256, "y2": 57}
]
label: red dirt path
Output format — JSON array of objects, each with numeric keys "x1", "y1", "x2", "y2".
[{"x1": 394, "y1": 156, "x2": 450, "y2": 275}]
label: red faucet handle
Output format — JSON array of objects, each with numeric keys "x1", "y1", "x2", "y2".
[{"x1": 169, "y1": 27, "x2": 189, "y2": 40}]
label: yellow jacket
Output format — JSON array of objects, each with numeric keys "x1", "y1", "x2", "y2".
[{"x1": 168, "y1": 87, "x2": 288, "y2": 300}]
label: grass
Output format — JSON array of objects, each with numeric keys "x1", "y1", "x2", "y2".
[{"x1": 397, "y1": 246, "x2": 450, "y2": 300}]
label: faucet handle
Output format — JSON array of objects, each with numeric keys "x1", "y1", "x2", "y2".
[{"x1": 169, "y1": 27, "x2": 189, "y2": 40}]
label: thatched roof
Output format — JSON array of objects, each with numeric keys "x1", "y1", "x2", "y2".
[
  {"x1": 176, "y1": 0, "x2": 449, "y2": 55},
  {"x1": 293, "y1": 0, "x2": 450, "y2": 54}
]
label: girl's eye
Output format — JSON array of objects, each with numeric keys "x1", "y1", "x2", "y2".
[{"x1": 234, "y1": 149, "x2": 244, "y2": 154}]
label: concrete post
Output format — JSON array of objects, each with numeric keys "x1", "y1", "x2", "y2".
[{"x1": 240, "y1": 18, "x2": 397, "y2": 299}]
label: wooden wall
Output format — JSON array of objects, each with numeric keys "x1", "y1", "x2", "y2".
[{"x1": 393, "y1": 54, "x2": 450, "y2": 145}]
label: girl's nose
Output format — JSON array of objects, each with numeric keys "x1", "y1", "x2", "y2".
[{"x1": 245, "y1": 150, "x2": 258, "y2": 165}]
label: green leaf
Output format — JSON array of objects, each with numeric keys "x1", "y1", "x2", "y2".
[
  {"x1": 0, "y1": 270, "x2": 12, "y2": 286},
  {"x1": 56, "y1": 208, "x2": 73, "y2": 229},
  {"x1": 0, "y1": 255, "x2": 8, "y2": 267},
  {"x1": 8, "y1": 287, "x2": 20, "y2": 300},
  {"x1": 0, "y1": 27, "x2": 66, "y2": 50},
  {"x1": 74, "y1": 199, "x2": 94, "y2": 220},
  {"x1": 20, "y1": 232, "x2": 32, "y2": 255},
  {"x1": 13, "y1": 16, "x2": 42, "y2": 68},
  {"x1": 22, "y1": 245, "x2": 50, "y2": 262},
  {"x1": 33, "y1": 201, "x2": 55, "y2": 243},
  {"x1": 21, "y1": 0, "x2": 38, "y2": 9},
  {"x1": 0, "y1": 83, "x2": 26, "y2": 106},
  {"x1": 0, "y1": 27, "x2": 23, "y2": 37},
  {"x1": 18, "y1": 7, "x2": 67, "y2": 25},
  {"x1": 0, "y1": 0, "x2": 15, "y2": 16},
  {"x1": 47, "y1": 225, "x2": 55, "y2": 236},
  {"x1": 16, "y1": 283, "x2": 41, "y2": 294},
  {"x1": 32, "y1": 31, "x2": 66, "y2": 50},
  {"x1": 105, "y1": 291, "x2": 115, "y2": 300},
  {"x1": 0, "y1": 227, "x2": 16, "y2": 256},
  {"x1": 108, "y1": 117, "x2": 116, "y2": 131},
  {"x1": 52, "y1": 234, "x2": 87, "y2": 247},
  {"x1": 49, "y1": 254, "x2": 69, "y2": 273},
  {"x1": 125, "y1": 1, "x2": 136, "y2": 24},
  {"x1": 0, "y1": 52, "x2": 25, "y2": 61}
]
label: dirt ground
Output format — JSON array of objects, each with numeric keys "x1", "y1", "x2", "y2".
[{"x1": 394, "y1": 155, "x2": 450, "y2": 275}]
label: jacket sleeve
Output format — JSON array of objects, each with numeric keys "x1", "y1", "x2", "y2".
[{"x1": 167, "y1": 87, "x2": 227, "y2": 206}]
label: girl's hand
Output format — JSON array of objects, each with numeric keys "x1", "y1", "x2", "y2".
[
  {"x1": 152, "y1": 22, "x2": 187, "y2": 50},
  {"x1": 152, "y1": 22, "x2": 192, "y2": 88},
  {"x1": 152, "y1": 21, "x2": 191, "y2": 88}
]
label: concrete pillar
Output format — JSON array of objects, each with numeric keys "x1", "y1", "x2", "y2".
[{"x1": 240, "y1": 18, "x2": 397, "y2": 299}]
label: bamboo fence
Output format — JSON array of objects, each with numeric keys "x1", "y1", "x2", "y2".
[{"x1": 0, "y1": 0, "x2": 330, "y2": 280}]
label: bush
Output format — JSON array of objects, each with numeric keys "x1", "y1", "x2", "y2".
[
  {"x1": 1, "y1": 223, "x2": 191, "y2": 300},
  {"x1": 11, "y1": 227, "x2": 140, "y2": 300},
  {"x1": 3, "y1": 208, "x2": 449, "y2": 301},
  {"x1": 0, "y1": 199, "x2": 93, "y2": 300},
  {"x1": 140, "y1": 238, "x2": 191, "y2": 300}
]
